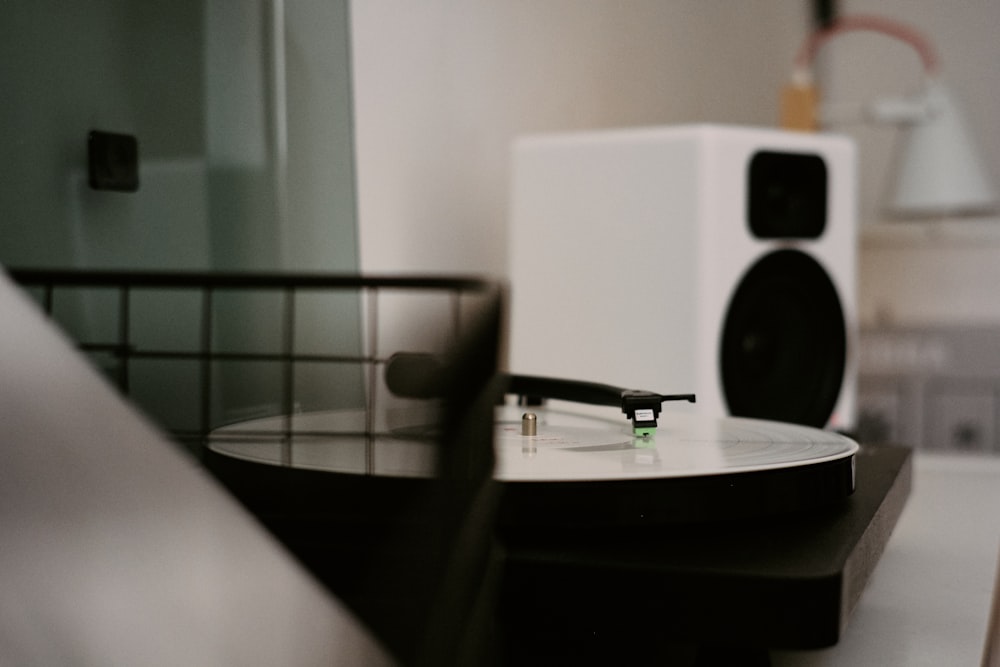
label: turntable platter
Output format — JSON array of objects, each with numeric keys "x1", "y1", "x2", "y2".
[
  {"x1": 209, "y1": 405, "x2": 856, "y2": 482},
  {"x1": 209, "y1": 405, "x2": 858, "y2": 526},
  {"x1": 493, "y1": 404, "x2": 858, "y2": 527},
  {"x1": 493, "y1": 405, "x2": 857, "y2": 482}
]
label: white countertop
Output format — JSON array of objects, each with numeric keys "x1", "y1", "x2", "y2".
[{"x1": 773, "y1": 452, "x2": 1000, "y2": 666}]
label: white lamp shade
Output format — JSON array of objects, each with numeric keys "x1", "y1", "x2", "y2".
[{"x1": 886, "y1": 80, "x2": 998, "y2": 218}]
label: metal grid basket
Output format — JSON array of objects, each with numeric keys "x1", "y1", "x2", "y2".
[
  {"x1": 10, "y1": 269, "x2": 503, "y2": 463},
  {"x1": 10, "y1": 268, "x2": 505, "y2": 665}
]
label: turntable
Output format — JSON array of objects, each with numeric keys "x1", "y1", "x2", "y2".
[
  {"x1": 207, "y1": 369, "x2": 861, "y2": 528},
  {"x1": 206, "y1": 371, "x2": 910, "y2": 661},
  {"x1": 491, "y1": 378, "x2": 910, "y2": 661},
  {"x1": 495, "y1": 374, "x2": 860, "y2": 529},
  {"x1": 10, "y1": 269, "x2": 911, "y2": 663},
  {"x1": 493, "y1": 402, "x2": 910, "y2": 662}
]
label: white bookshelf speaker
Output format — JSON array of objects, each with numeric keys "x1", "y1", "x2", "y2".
[{"x1": 508, "y1": 124, "x2": 857, "y2": 431}]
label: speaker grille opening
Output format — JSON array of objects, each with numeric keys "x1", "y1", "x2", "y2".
[{"x1": 720, "y1": 249, "x2": 845, "y2": 427}]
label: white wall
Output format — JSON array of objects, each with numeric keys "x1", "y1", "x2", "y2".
[
  {"x1": 817, "y1": 1, "x2": 1000, "y2": 326},
  {"x1": 0, "y1": 0, "x2": 206, "y2": 269},
  {"x1": 819, "y1": 1, "x2": 1000, "y2": 226},
  {"x1": 350, "y1": 2, "x2": 1000, "y2": 330},
  {"x1": 2, "y1": 1, "x2": 361, "y2": 432},
  {"x1": 1, "y1": 0, "x2": 357, "y2": 274},
  {"x1": 350, "y1": 1, "x2": 811, "y2": 276},
  {"x1": 205, "y1": 0, "x2": 358, "y2": 273}
]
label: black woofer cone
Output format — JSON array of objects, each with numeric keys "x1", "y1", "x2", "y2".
[{"x1": 720, "y1": 249, "x2": 846, "y2": 427}]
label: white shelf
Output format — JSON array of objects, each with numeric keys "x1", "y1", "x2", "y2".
[{"x1": 861, "y1": 216, "x2": 1000, "y2": 248}]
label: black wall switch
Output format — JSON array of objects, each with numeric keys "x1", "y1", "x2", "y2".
[{"x1": 88, "y1": 130, "x2": 139, "y2": 192}]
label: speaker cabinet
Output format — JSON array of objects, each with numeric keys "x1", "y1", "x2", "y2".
[{"x1": 508, "y1": 124, "x2": 857, "y2": 431}]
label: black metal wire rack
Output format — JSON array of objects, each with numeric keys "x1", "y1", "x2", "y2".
[
  {"x1": 9, "y1": 268, "x2": 504, "y2": 461},
  {"x1": 9, "y1": 268, "x2": 507, "y2": 665}
]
